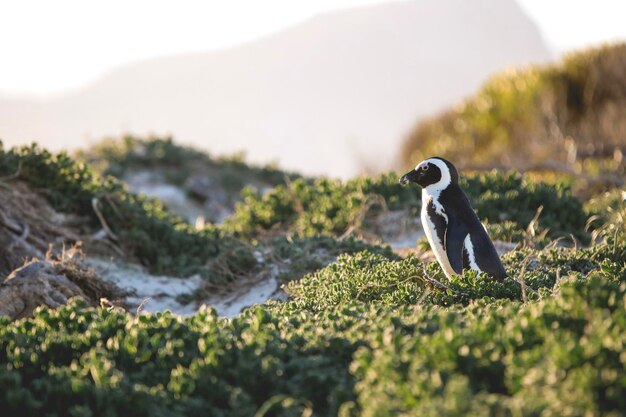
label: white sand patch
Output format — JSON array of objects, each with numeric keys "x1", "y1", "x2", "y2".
[
  {"x1": 388, "y1": 230, "x2": 425, "y2": 250},
  {"x1": 203, "y1": 276, "x2": 284, "y2": 318},
  {"x1": 124, "y1": 170, "x2": 206, "y2": 222},
  {"x1": 139, "y1": 183, "x2": 188, "y2": 205},
  {"x1": 493, "y1": 241, "x2": 519, "y2": 255},
  {"x1": 86, "y1": 258, "x2": 203, "y2": 315},
  {"x1": 125, "y1": 171, "x2": 187, "y2": 202},
  {"x1": 86, "y1": 256, "x2": 285, "y2": 317},
  {"x1": 375, "y1": 209, "x2": 424, "y2": 250}
]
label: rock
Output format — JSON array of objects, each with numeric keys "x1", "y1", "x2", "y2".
[
  {"x1": 185, "y1": 174, "x2": 232, "y2": 223},
  {"x1": 0, "y1": 181, "x2": 133, "y2": 274},
  {"x1": 0, "y1": 223, "x2": 43, "y2": 277},
  {"x1": 0, "y1": 258, "x2": 129, "y2": 320}
]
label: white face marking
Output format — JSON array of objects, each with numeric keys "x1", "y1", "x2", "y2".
[{"x1": 418, "y1": 158, "x2": 451, "y2": 196}]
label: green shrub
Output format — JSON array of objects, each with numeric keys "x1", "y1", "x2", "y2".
[
  {"x1": 77, "y1": 135, "x2": 297, "y2": 190},
  {"x1": 0, "y1": 143, "x2": 110, "y2": 215},
  {"x1": 0, "y1": 142, "x2": 403, "y2": 285},
  {"x1": 462, "y1": 171, "x2": 587, "y2": 241},
  {"x1": 1, "y1": 264, "x2": 625, "y2": 416},
  {"x1": 284, "y1": 234, "x2": 625, "y2": 312},
  {"x1": 0, "y1": 142, "x2": 237, "y2": 278},
  {"x1": 225, "y1": 173, "x2": 420, "y2": 238},
  {"x1": 0, "y1": 181, "x2": 622, "y2": 415},
  {"x1": 263, "y1": 236, "x2": 397, "y2": 283},
  {"x1": 350, "y1": 275, "x2": 626, "y2": 417},
  {"x1": 0, "y1": 299, "x2": 359, "y2": 417},
  {"x1": 1, "y1": 134, "x2": 624, "y2": 417},
  {"x1": 226, "y1": 170, "x2": 587, "y2": 242}
]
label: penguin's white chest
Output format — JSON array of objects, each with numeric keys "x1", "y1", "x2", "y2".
[{"x1": 421, "y1": 192, "x2": 457, "y2": 278}]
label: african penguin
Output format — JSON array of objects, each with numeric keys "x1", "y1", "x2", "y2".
[{"x1": 399, "y1": 157, "x2": 506, "y2": 282}]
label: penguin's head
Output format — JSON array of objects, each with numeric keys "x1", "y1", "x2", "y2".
[{"x1": 399, "y1": 157, "x2": 458, "y2": 190}]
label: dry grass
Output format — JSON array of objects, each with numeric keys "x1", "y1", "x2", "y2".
[
  {"x1": 0, "y1": 181, "x2": 131, "y2": 277},
  {"x1": 400, "y1": 43, "x2": 626, "y2": 195}
]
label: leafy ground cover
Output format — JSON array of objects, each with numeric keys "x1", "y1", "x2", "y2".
[
  {"x1": 1, "y1": 139, "x2": 588, "y2": 289},
  {"x1": 70, "y1": 136, "x2": 590, "y2": 246},
  {"x1": 225, "y1": 170, "x2": 587, "y2": 242},
  {"x1": 0, "y1": 246, "x2": 624, "y2": 416},
  {"x1": 0, "y1": 142, "x2": 229, "y2": 277},
  {"x1": 0, "y1": 141, "x2": 394, "y2": 290},
  {"x1": 284, "y1": 232, "x2": 625, "y2": 311},
  {"x1": 0, "y1": 138, "x2": 624, "y2": 416},
  {"x1": 78, "y1": 137, "x2": 589, "y2": 244}
]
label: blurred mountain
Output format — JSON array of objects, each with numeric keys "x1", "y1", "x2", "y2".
[{"x1": 0, "y1": 0, "x2": 551, "y2": 177}]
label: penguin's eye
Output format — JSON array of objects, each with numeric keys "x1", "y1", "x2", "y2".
[{"x1": 422, "y1": 164, "x2": 429, "y2": 171}]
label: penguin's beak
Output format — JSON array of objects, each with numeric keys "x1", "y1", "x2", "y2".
[{"x1": 399, "y1": 169, "x2": 418, "y2": 185}]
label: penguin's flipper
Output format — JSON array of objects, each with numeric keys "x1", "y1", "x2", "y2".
[{"x1": 445, "y1": 217, "x2": 468, "y2": 275}]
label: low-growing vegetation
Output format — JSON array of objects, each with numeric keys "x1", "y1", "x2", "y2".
[
  {"x1": 67, "y1": 136, "x2": 591, "y2": 246},
  {"x1": 76, "y1": 135, "x2": 296, "y2": 191},
  {"x1": 77, "y1": 136, "x2": 299, "y2": 224},
  {"x1": 1, "y1": 253, "x2": 624, "y2": 416},
  {"x1": 0, "y1": 142, "x2": 229, "y2": 277},
  {"x1": 226, "y1": 170, "x2": 587, "y2": 242},
  {"x1": 224, "y1": 173, "x2": 420, "y2": 239},
  {"x1": 0, "y1": 141, "x2": 395, "y2": 289},
  {"x1": 585, "y1": 189, "x2": 626, "y2": 243},
  {"x1": 1, "y1": 138, "x2": 622, "y2": 414},
  {"x1": 0, "y1": 87, "x2": 624, "y2": 415},
  {"x1": 284, "y1": 235, "x2": 625, "y2": 311}
]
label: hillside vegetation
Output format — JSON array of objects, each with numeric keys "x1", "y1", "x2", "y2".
[
  {"x1": 225, "y1": 171, "x2": 587, "y2": 242},
  {"x1": 401, "y1": 43, "x2": 626, "y2": 194},
  {"x1": 0, "y1": 141, "x2": 393, "y2": 292},
  {"x1": 77, "y1": 136, "x2": 292, "y2": 186},
  {"x1": 1, "y1": 183, "x2": 624, "y2": 415},
  {"x1": 0, "y1": 136, "x2": 624, "y2": 415},
  {"x1": 76, "y1": 136, "x2": 298, "y2": 223},
  {"x1": 74, "y1": 137, "x2": 589, "y2": 245},
  {"x1": 1, "y1": 237, "x2": 624, "y2": 415}
]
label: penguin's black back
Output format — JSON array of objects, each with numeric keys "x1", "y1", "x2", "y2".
[{"x1": 439, "y1": 183, "x2": 507, "y2": 281}]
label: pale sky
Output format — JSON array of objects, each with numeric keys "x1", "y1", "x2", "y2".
[{"x1": 0, "y1": 0, "x2": 625, "y2": 97}]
